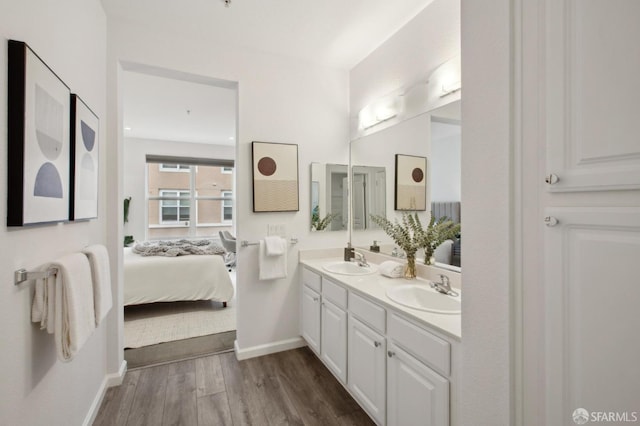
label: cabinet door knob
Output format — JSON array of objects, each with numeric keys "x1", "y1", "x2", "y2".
[
  {"x1": 387, "y1": 350, "x2": 395, "y2": 358},
  {"x1": 544, "y1": 216, "x2": 559, "y2": 227},
  {"x1": 545, "y1": 173, "x2": 559, "y2": 185},
  {"x1": 313, "y1": 297, "x2": 319, "y2": 302},
  {"x1": 374, "y1": 341, "x2": 381, "y2": 348}
]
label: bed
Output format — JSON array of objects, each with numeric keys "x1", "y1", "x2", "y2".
[{"x1": 123, "y1": 247, "x2": 234, "y2": 306}]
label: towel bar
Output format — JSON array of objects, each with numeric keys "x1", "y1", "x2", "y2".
[
  {"x1": 14, "y1": 267, "x2": 58, "y2": 286},
  {"x1": 241, "y1": 237, "x2": 299, "y2": 248}
]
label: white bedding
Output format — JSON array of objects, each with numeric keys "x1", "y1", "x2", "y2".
[{"x1": 124, "y1": 247, "x2": 234, "y2": 306}]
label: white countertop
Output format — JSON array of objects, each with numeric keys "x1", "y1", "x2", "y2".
[{"x1": 300, "y1": 257, "x2": 462, "y2": 341}]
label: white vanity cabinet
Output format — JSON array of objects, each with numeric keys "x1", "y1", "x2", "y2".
[
  {"x1": 300, "y1": 266, "x2": 457, "y2": 425},
  {"x1": 387, "y1": 342, "x2": 449, "y2": 426},
  {"x1": 348, "y1": 316, "x2": 386, "y2": 424},
  {"x1": 300, "y1": 268, "x2": 322, "y2": 354},
  {"x1": 320, "y1": 278, "x2": 348, "y2": 383}
]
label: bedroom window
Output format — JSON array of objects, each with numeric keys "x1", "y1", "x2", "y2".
[
  {"x1": 221, "y1": 191, "x2": 233, "y2": 222},
  {"x1": 146, "y1": 159, "x2": 234, "y2": 239},
  {"x1": 159, "y1": 163, "x2": 190, "y2": 172},
  {"x1": 159, "y1": 190, "x2": 190, "y2": 223}
]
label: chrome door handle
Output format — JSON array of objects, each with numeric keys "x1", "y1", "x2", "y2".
[
  {"x1": 387, "y1": 350, "x2": 395, "y2": 358},
  {"x1": 374, "y1": 341, "x2": 381, "y2": 348}
]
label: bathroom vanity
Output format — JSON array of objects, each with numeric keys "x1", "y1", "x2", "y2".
[{"x1": 299, "y1": 257, "x2": 461, "y2": 426}]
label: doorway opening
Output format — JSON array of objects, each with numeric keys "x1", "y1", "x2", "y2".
[{"x1": 120, "y1": 64, "x2": 238, "y2": 367}]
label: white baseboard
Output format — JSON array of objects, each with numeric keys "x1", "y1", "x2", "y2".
[
  {"x1": 234, "y1": 337, "x2": 306, "y2": 360},
  {"x1": 83, "y1": 360, "x2": 128, "y2": 426}
]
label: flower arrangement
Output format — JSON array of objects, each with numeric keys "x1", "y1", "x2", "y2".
[
  {"x1": 370, "y1": 212, "x2": 461, "y2": 277},
  {"x1": 311, "y1": 205, "x2": 338, "y2": 231},
  {"x1": 370, "y1": 213, "x2": 423, "y2": 278},
  {"x1": 418, "y1": 214, "x2": 461, "y2": 264}
]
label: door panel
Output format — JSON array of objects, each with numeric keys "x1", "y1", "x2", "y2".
[
  {"x1": 544, "y1": 207, "x2": 640, "y2": 423},
  {"x1": 545, "y1": 0, "x2": 640, "y2": 191}
]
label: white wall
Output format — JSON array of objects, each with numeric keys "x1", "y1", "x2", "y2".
[
  {"x1": 0, "y1": 1, "x2": 110, "y2": 425},
  {"x1": 431, "y1": 122, "x2": 461, "y2": 202},
  {"x1": 107, "y1": 19, "x2": 351, "y2": 355},
  {"x1": 460, "y1": 0, "x2": 513, "y2": 424},
  {"x1": 123, "y1": 137, "x2": 235, "y2": 241},
  {"x1": 350, "y1": 0, "x2": 460, "y2": 118}
]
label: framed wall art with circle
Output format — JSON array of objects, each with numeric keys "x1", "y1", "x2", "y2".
[
  {"x1": 251, "y1": 141, "x2": 299, "y2": 212},
  {"x1": 395, "y1": 154, "x2": 427, "y2": 211}
]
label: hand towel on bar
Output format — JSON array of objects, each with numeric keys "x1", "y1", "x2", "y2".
[
  {"x1": 264, "y1": 236, "x2": 286, "y2": 256},
  {"x1": 259, "y1": 239, "x2": 287, "y2": 280},
  {"x1": 31, "y1": 264, "x2": 57, "y2": 333},
  {"x1": 53, "y1": 253, "x2": 96, "y2": 362},
  {"x1": 82, "y1": 244, "x2": 113, "y2": 325},
  {"x1": 379, "y1": 260, "x2": 405, "y2": 278}
]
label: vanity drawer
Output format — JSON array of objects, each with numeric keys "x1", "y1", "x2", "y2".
[
  {"x1": 322, "y1": 277, "x2": 347, "y2": 309},
  {"x1": 302, "y1": 267, "x2": 321, "y2": 293},
  {"x1": 388, "y1": 312, "x2": 450, "y2": 376},
  {"x1": 349, "y1": 292, "x2": 386, "y2": 334}
]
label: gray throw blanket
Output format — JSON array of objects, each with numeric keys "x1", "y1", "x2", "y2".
[{"x1": 132, "y1": 239, "x2": 226, "y2": 257}]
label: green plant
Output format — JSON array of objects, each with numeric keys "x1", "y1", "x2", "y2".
[
  {"x1": 370, "y1": 212, "x2": 461, "y2": 264},
  {"x1": 124, "y1": 235, "x2": 134, "y2": 247},
  {"x1": 311, "y1": 205, "x2": 338, "y2": 231},
  {"x1": 123, "y1": 197, "x2": 131, "y2": 223},
  {"x1": 369, "y1": 212, "x2": 423, "y2": 257},
  {"x1": 417, "y1": 214, "x2": 461, "y2": 264}
]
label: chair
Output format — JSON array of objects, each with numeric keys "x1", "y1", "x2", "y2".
[{"x1": 219, "y1": 231, "x2": 237, "y2": 270}]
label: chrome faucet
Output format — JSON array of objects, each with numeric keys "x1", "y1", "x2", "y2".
[
  {"x1": 430, "y1": 274, "x2": 459, "y2": 297},
  {"x1": 353, "y1": 250, "x2": 370, "y2": 267}
]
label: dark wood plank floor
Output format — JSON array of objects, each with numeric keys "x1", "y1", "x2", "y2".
[{"x1": 93, "y1": 347, "x2": 374, "y2": 426}]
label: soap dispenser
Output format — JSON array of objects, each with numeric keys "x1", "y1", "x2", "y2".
[
  {"x1": 344, "y1": 242, "x2": 354, "y2": 261},
  {"x1": 370, "y1": 240, "x2": 380, "y2": 253}
]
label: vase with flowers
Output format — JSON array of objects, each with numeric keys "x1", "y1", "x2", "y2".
[{"x1": 370, "y1": 213, "x2": 423, "y2": 279}]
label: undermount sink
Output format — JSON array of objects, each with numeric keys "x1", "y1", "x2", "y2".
[
  {"x1": 386, "y1": 284, "x2": 461, "y2": 314},
  {"x1": 323, "y1": 261, "x2": 378, "y2": 276}
]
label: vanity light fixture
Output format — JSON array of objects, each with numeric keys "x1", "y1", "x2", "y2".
[
  {"x1": 440, "y1": 81, "x2": 462, "y2": 97},
  {"x1": 359, "y1": 94, "x2": 401, "y2": 129}
]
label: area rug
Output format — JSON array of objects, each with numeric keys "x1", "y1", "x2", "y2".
[{"x1": 124, "y1": 300, "x2": 236, "y2": 348}]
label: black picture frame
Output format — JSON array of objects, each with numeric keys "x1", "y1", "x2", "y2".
[
  {"x1": 70, "y1": 94, "x2": 99, "y2": 221},
  {"x1": 394, "y1": 154, "x2": 427, "y2": 211},
  {"x1": 251, "y1": 141, "x2": 299, "y2": 212},
  {"x1": 7, "y1": 40, "x2": 71, "y2": 226}
]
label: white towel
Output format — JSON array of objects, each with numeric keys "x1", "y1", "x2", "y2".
[
  {"x1": 31, "y1": 265, "x2": 57, "y2": 333},
  {"x1": 32, "y1": 253, "x2": 96, "y2": 362},
  {"x1": 264, "y1": 236, "x2": 286, "y2": 256},
  {"x1": 379, "y1": 260, "x2": 405, "y2": 278},
  {"x1": 259, "y1": 240, "x2": 287, "y2": 280},
  {"x1": 82, "y1": 244, "x2": 113, "y2": 325}
]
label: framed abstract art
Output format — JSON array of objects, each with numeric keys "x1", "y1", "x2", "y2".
[
  {"x1": 251, "y1": 141, "x2": 299, "y2": 212},
  {"x1": 70, "y1": 95, "x2": 99, "y2": 221},
  {"x1": 395, "y1": 154, "x2": 427, "y2": 211},
  {"x1": 7, "y1": 40, "x2": 71, "y2": 226}
]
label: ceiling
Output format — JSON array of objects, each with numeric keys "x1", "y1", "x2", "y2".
[{"x1": 106, "y1": 0, "x2": 435, "y2": 145}]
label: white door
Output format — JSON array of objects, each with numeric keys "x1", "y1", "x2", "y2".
[
  {"x1": 387, "y1": 343, "x2": 449, "y2": 426},
  {"x1": 348, "y1": 316, "x2": 386, "y2": 425},
  {"x1": 520, "y1": 1, "x2": 640, "y2": 424},
  {"x1": 321, "y1": 299, "x2": 347, "y2": 383},
  {"x1": 301, "y1": 285, "x2": 321, "y2": 354}
]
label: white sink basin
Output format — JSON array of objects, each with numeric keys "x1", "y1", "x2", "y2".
[
  {"x1": 323, "y1": 261, "x2": 378, "y2": 276},
  {"x1": 386, "y1": 284, "x2": 461, "y2": 314}
]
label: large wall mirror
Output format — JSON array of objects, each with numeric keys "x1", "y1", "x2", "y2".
[{"x1": 350, "y1": 98, "x2": 462, "y2": 271}]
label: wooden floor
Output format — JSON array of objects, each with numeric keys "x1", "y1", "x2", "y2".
[{"x1": 93, "y1": 347, "x2": 374, "y2": 426}]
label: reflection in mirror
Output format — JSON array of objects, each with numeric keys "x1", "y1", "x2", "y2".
[
  {"x1": 310, "y1": 163, "x2": 348, "y2": 231},
  {"x1": 350, "y1": 99, "x2": 462, "y2": 272},
  {"x1": 352, "y1": 165, "x2": 386, "y2": 230}
]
